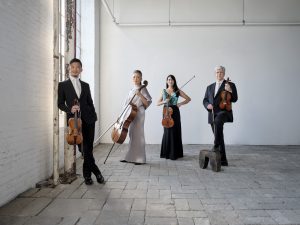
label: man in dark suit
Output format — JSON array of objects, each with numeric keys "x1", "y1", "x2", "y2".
[
  {"x1": 58, "y1": 58, "x2": 104, "y2": 185},
  {"x1": 203, "y1": 66, "x2": 238, "y2": 166}
]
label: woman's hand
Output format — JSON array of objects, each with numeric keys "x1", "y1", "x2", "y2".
[{"x1": 135, "y1": 90, "x2": 142, "y2": 97}]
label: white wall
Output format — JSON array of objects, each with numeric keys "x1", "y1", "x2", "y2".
[
  {"x1": 98, "y1": 3, "x2": 300, "y2": 145},
  {"x1": 0, "y1": 1, "x2": 53, "y2": 206}
]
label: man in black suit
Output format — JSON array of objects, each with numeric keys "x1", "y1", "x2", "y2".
[
  {"x1": 58, "y1": 58, "x2": 104, "y2": 185},
  {"x1": 203, "y1": 66, "x2": 238, "y2": 166}
]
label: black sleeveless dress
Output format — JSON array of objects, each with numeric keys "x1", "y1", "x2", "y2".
[{"x1": 160, "y1": 90, "x2": 183, "y2": 160}]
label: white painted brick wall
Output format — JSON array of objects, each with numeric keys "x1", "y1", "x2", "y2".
[{"x1": 0, "y1": 0, "x2": 54, "y2": 206}]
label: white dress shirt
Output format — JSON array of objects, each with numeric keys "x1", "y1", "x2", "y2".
[
  {"x1": 215, "y1": 80, "x2": 224, "y2": 97},
  {"x1": 70, "y1": 75, "x2": 81, "y2": 98}
]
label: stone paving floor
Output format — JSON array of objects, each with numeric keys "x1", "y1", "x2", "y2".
[{"x1": 1, "y1": 144, "x2": 300, "y2": 225}]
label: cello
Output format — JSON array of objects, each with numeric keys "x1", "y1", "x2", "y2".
[
  {"x1": 111, "y1": 80, "x2": 148, "y2": 144},
  {"x1": 93, "y1": 80, "x2": 148, "y2": 164}
]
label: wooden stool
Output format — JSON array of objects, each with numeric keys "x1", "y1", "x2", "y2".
[{"x1": 199, "y1": 149, "x2": 221, "y2": 172}]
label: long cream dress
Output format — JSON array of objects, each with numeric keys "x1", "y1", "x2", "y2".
[{"x1": 122, "y1": 85, "x2": 152, "y2": 164}]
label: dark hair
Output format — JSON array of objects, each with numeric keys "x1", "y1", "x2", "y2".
[
  {"x1": 70, "y1": 58, "x2": 82, "y2": 67},
  {"x1": 166, "y1": 75, "x2": 179, "y2": 97},
  {"x1": 133, "y1": 70, "x2": 142, "y2": 77},
  {"x1": 133, "y1": 70, "x2": 142, "y2": 85}
]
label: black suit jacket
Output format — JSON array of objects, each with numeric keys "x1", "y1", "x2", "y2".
[
  {"x1": 58, "y1": 79, "x2": 97, "y2": 124},
  {"x1": 203, "y1": 80, "x2": 238, "y2": 124}
]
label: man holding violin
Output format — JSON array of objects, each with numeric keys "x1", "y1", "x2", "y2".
[
  {"x1": 58, "y1": 58, "x2": 104, "y2": 185},
  {"x1": 203, "y1": 66, "x2": 238, "y2": 166}
]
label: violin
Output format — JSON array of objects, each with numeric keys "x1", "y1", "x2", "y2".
[
  {"x1": 162, "y1": 93, "x2": 174, "y2": 128},
  {"x1": 111, "y1": 80, "x2": 148, "y2": 144},
  {"x1": 66, "y1": 99, "x2": 83, "y2": 145},
  {"x1": 161, "y1": 75, "x2": 195, "y2": 128},
  {"x1": 219, "y1": 77, "x2": 232, "y2": 111}
]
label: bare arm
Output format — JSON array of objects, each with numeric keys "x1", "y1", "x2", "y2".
[
  {"x1": 177, "y1": 90, "x2": 191, "y2": 108},
  {"x1": 157, "y1": 91, "x2": 169, "y2": 106},
  {"x1": 136, "y1": 90, "x2": 150, "y2": 108}
]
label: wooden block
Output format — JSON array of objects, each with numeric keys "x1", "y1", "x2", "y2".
[
  {"x1": 209, "y1": 151, "x2": 221, "y2": 172},
  {"x1": 199, "y1": 149, "x2": 221, "y2": 172},
  {"x1": 199, "y1": 149, "x2": 209, "y2": 169}
]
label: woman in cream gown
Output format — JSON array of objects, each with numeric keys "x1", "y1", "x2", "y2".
[{"x1": 120, "y1": 70, "x2": 152, "y2": 165}]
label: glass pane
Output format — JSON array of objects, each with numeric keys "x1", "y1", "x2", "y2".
[
  {"x1": 76, "y1": 0, "x2": 81, "y2": 14},
  {"x1": 60, "y1": 35, "x2": 65, "y2": 55},
  {"x1": 61, "y1": 0, "x2": 65, "y2": 17},
  {"x1": 76, "y1": 47, "x2": 81, "y2": 58},
  {"x1": 61, "y1": 16, "x2": 65, "y2": 37},
  {"x1": 58, "y1": 36, "x2": 61, "y2": 54},
  {"x1": 76, "y1": 13, "x2": 81, "y2": 28},
  {"x1": 59, "y1": 55, "x2": 63, "y2": 81},
  {"x1": 61, "y1": 56, "x2": 65, "y2": 77},
  {"x1": 76, "y1": 30, "x2": 80, "y2": 47}
]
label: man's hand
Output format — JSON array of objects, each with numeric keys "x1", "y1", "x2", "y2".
[
  {"x1": 225, "y1": 83, "x2": 232, "y2": 93},
  {"x1": 71, "y1": 105, "x2": 80, "y2": 114},
  {"x1": 207, "y1": 104, "x2": 213, "y2": 110}
]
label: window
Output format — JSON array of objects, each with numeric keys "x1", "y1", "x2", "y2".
[{"x1": 58, "y1": 0, "x2": 81, "y2": 82}]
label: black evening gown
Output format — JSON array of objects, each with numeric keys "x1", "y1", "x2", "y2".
[{"x1": 160, "y1": 105, "x2": 183, "y2": 160}]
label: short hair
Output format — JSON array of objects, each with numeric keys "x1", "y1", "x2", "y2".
[
  {"x1": 133, "y1": 70, "x2": 142, "y2": 77},
  {"x1": 214, "y1": 65, "x2": 225, "y2": 73},
  {"x1": 70, "y1": 58, "x2": 82, "y2": 67}
]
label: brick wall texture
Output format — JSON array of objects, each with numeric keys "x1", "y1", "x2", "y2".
[{"x1": 0, "y1": 0, "x2": 54, "y2": 206}]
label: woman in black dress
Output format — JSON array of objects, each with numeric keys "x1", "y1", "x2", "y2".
[{"x1": 157, "y1": 75, "x2": 191, "y2": 160}]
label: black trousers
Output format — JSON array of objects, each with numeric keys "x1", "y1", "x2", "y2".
[
  {"x1": 78, "y1": 121, "x2": 101, "y2": 178},
  {"x1": 211, "y1": 111, "x2": 229, "y2": 162}
]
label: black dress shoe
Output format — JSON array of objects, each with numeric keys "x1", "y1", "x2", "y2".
[
  {"x1": 134, "y1": 162, "x2": 142, "y2": 165},
  {"x1": 84, "y1": 177, "x2": 93, "y2": 185},
  {"x1": 120, "y1": 160, "x2": 128, "y2": 163},
  {"x1": 96, "y1": 173, "x2": 104, "y2": 184},
  {"x1": 221, "y1": 161, "x2": 228, "y2": 166}
]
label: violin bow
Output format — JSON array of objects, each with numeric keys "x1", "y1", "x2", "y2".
[{"x1": 174, "y1": 75, "x2": 196, "y2": 94}]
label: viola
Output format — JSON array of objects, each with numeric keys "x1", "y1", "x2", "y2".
[
  {"x1": 162, "y1": 93, "x2": 174, "y2": 128},
  {"x1": 111, "y1": 80, "x2": 148, "y2": 144},
  {"x1": 66, "y1": 99, "x2": 83, "y2": 145},
  {"x1": 219, "y1": 77, "x2": 232, "y2": 111}
]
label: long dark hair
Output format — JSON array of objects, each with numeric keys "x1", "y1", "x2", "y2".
[{"x1": 166, "y1": 75, "x2": 179, "y2": 97}]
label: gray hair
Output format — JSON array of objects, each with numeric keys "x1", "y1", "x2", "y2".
[{"x1": 214, "y1": 65, "x2": 225, "y2": 73}]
